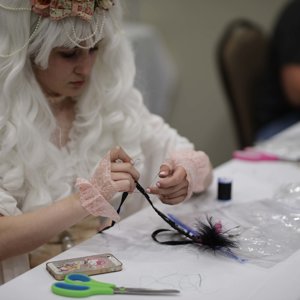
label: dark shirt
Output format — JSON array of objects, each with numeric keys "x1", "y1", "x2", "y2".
[{"x1": 255, "y1": 0, "x2": 300, "y2": 140}]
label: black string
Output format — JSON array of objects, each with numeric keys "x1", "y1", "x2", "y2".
[
  {"x1": 151, "y1": 229, "x2": 193, "y2": 245},
  {"x1": 100, "y1": 191, "x2": 128, "y2": 232},
  {"x1": 135, "y1": 182, "x2": 200, "y2": 243},
  {"x1": 100, "y1": 182, "x2": 200, "y2": 243}
]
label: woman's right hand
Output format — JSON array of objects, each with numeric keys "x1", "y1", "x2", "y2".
[
  {"x1": 76, "y1": 146, "x2": 139, "y2": 217},
  {"x1": 109, "y1": 146, "x2": 140, "y2": 193}
]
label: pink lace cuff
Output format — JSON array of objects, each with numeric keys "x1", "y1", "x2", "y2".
[
  {"x1": 165, "y1": 150, "x2": 213, "y2": 200},
  {"x1": 75, "y1": 152, "x2": 120, "y2": 222}
]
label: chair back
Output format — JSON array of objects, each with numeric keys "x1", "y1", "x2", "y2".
[{"x1": 217, "y1": 19, "x2": 268, "y2": 148}]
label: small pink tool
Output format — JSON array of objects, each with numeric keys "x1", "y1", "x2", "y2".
[{"x1": 232, "y1": 148, "x2": 297, "y2": 162}]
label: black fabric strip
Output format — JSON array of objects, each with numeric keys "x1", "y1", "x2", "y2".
[
  {"x1": 151, "y1": 229, "x2": 193, "y2": 245},
  {"x1": 99, "y1": 191, "x2": 128, "y2": 232}
]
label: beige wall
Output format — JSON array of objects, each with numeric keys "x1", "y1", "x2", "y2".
[{"x1": 124, "y1": 0, "x2": 287, "y2": 167}]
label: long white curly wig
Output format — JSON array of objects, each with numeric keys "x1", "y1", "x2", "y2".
[{"x1": 0, "y1": 0, "x2": 146, "y2": 213}]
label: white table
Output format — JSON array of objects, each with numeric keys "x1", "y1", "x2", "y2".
[{"x1": 2, "y1": 127, "x2": 300, "y2": 300}]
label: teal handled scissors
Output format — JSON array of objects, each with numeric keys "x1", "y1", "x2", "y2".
[{"x1": 51, "y1": 273, "x2": 180, "y2": 297}]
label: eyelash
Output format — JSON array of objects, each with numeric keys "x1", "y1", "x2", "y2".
[
  {"x1": 60, "y1": 51, "x2": 77, "y2": 59},
  {"x1": 59, "y1": 47, "x2": 99, "y2": 59}
]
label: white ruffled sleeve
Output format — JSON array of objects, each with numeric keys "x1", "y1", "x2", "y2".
[{"x1": 165, "y1": 150, "x2": 212, "y2": 200}]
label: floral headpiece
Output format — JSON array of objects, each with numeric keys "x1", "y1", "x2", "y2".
[
  {"x1": 0, "y1": 0, "x2": 115, "y2": 57},
  {"x1": 31, "y1": 0, "x2": 115, "y2": 22}
]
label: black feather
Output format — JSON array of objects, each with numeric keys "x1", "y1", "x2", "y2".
[{"x1": 193, "y1": 216, "x2": 238, "y2": 250}]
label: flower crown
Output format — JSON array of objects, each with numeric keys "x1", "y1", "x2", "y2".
[
  {"x1": 0, "y1": 0, "x2": 115, "y2": 57},
  {"x1": 31, "y1": 0, "x2": 115, "y2": 21}
]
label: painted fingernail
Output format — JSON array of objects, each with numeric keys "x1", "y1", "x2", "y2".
[
  {"x1": 159, "y1": 171, "x2": 167, "y2": 176},
  {"x1": 156, "y1": 182, "x2": 161, "y2": 187},
  {"x1": 146, "y1": 188, "x2": 151, "y2": 193}
]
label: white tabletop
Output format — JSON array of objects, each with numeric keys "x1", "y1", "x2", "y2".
[{"x1": 2, "y1": 127, "x2": 300, "y2": 300}]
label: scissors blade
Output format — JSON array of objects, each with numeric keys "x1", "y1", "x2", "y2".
[{"x1": 114, "y1": 287, "x2": 180, "y2": 295}]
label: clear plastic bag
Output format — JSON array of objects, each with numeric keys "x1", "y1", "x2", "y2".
[
  {"x1": 178, "y1": 183, "x2": 300, "y2": 268},
  {"x1": 214, "y1": 183, "x2": 300, "y2": 267}
]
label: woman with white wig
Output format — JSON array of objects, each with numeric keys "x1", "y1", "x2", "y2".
[{"x1": 0, "y1": 0, "x2": 212, "y2": 283}]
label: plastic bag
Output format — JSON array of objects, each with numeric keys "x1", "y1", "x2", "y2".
[{"x1": 179, "y1": 183, "x2": 300, "y2": 268}]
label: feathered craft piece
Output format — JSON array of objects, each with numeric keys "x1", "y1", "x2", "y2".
[
  {"x1": 193, "y1": 216, "x2": 238, "y2": 250},
  {"x1": 151, "y1": 214, "x2": 239, "y2": 251},
  {"x1": 100, "y1": 181, "x2": 239, "y2": 253}
]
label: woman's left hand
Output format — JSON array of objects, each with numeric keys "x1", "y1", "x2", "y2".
[{"x1": 146, "y1": 164, "x2": 188, "y2": 205}]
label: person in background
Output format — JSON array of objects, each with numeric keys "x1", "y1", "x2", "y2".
[
  {"x1": 255, "y1": 0, "x2": 300, "y2": 141},
  {"x1": 0, "y1": 0, "x2": 212, "y2": 284}
]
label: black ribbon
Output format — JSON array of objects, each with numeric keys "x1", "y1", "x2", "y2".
[{"x1": 100, "y1": 182, "x2": 198, "y2": 244}]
